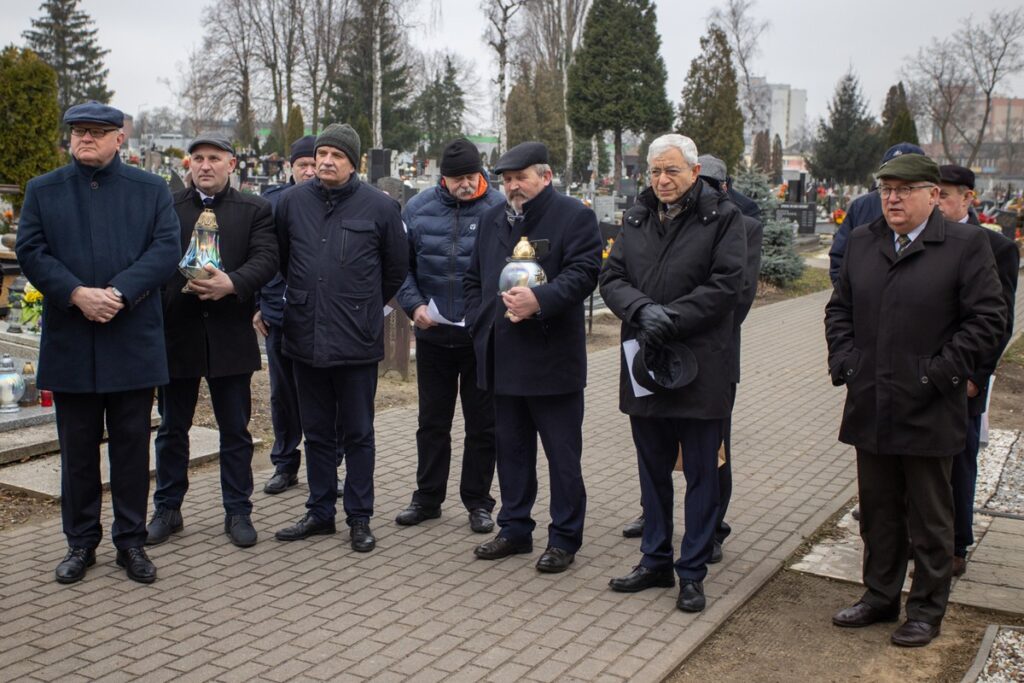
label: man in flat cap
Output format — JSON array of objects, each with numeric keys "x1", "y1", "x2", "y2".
[
  {"x1": 826, "y1": 154, "x2": 1005, "y2": 646},
  {"x1": 17, "y1": 102, "x2": 181, "y2": 584},
  {"x1": 147, "y1": 131, "x2": 278, "y2": 549},
  {"x1": 600, "y1": 134, "x2": 746, "y2": 613},
  {"x1": 394, "y1": 138, "x2": 504, "y2": 533},
  {"x1": 255, "y1": 135, "x2": 345, "y2": 497},
  {"x1": 274, "y1": 123, "x2": 408, "y2": 553},
  {"x1": 937, "y1": 164, "x2": 1019, "y2": 578},
  {"x1": 464, "y1": 141, "x2": 602, "y2": 573}
]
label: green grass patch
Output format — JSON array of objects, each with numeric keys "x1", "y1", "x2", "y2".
[{"x1": 754, "y1": 266, "x2": 833, "y2": 306}]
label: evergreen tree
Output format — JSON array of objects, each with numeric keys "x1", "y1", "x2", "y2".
[
  {"x1": 752, "y1": 130, "x2": 770, "y2": 171},
  {"x1": 285, "y1": 104, "x2": 305, "y2": 147},
  {"x1": 0, "y1": 46, "x2": 61, "y2": 210},
  {"x1": 770, "y1": 133, "x2": 783, "y2": 184},
  {"x1": 677, "y1": 26, "x2": 744, "y2": 172},
  {"x1": 808, "y1": 71, "x2": 884, "y2": 185},
  {"x1": 413, "y1": 55, "x2": 466, "y2": 158},
  {"x1": 732, "y1": 163, "x2": 804, "y2": 286},
  {"x1": 23, "y1": 0, "x2": 112, "y2": 115},
  {"x1": 567, "y1": 0, "x2": 673, "y2": 181},
  {"x1": 327, "y1": 0, "x2": 416, "y2": 152},
  {"x1": 881, "y1": 82, "x2": 919, "y2": 147}
]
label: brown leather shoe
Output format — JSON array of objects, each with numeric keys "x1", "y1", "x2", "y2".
[
  {"x1": 952, "y1": 556, "x2": 967, "y2": 577},
  {"x1": 891, "y1": 619, "x2": 940, "y2": 647},
  {"x1": 832, "y1": 601, "x2": 899, "y2": 627}
]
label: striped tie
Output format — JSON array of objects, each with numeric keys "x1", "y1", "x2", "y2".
[{"x1": 896, "y1": 233, "x2": 911, "y2": 255}]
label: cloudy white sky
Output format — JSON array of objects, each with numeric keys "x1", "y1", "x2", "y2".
[{"x1": 2, "y1": 0, "x2": 1022, "y2": 132}]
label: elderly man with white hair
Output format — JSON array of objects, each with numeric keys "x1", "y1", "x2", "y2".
[{"x1": 599, "y1": 133, "x2": 746, "y2": 613}]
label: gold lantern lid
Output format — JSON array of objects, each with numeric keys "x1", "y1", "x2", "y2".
[
  {"x1": 195, "y1": 208, "x2": 219, "y2": 231},
  {"x1": 511, "y1": 236, "x2": 535, "y2": 260}
]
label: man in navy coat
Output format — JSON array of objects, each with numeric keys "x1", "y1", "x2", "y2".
[
  {"x1": 16, "y1": 102, "x2": 181, "y2": 584},
  {"x1": 464, "y1": 141, "x2": 602, "y2": 573}
]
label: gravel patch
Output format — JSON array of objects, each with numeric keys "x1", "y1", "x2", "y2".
[
  {"x1": 982, "y1": 433, "x2": 1024, "y2": 516},
  {"x1": 977, "y1": 627, "x2": 1024, "y2": 683}
]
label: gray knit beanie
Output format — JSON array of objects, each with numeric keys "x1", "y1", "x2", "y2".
[{"x1": 315, "y1": 123, "x2": 361, "y2": 166}]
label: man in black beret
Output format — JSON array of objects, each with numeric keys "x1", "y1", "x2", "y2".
[
  {"x1": 937, "y1": 164, "x2": 1019, "y2": 578},
  {"x1": 393, "y1": 138, "x2": 504, "y2": 534},
  {"x1": 17, "y1": 102, "x2": 181, "y2": 583},
  {"x1": 464, "y1": 141, "x2": 602, "y2": 573},
  {"x1": 826, "y1": 154, "x2": 1005, "y2": 646}
]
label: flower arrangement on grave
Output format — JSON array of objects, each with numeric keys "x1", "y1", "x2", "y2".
[
  {"x1": 602, "y1": 237, "x2": 615, "y2": 260},
  {"x1": 832, "y1": 208, "x2": 846, "y2": 225},
  {"x1": 777, "y1": 183, "x2": 788, "y2": 200},
  {"x1": 20, "y1": 282, "x2": 43, "y2": 332},
  {"x1": 0, "y1": 203, "x2": 13, "y2": 235}
]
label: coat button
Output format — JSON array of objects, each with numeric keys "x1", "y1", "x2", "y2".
[
  {"x1": 202, "y1": 311, "x2": 209, "y2": 318},
  {"x1": 90, "y1": 181, "x2": 99, "y2": 189},
  {"x1": 952, "y1": 377, "x2": 960, "y2": 385},
  {"x1": 846, "y1": 369, "x2": 853, "y2": 376},
  {"x1": 921, "y1": 376, "x2": 929, "y2": 384}
]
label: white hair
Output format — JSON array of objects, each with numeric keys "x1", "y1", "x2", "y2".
[
  {"x1": 647, "y1": 134, "x2": 699, "y2": 166},
  {"x1": 533, "y1": 163, "x2": 552, "y2": 176}
]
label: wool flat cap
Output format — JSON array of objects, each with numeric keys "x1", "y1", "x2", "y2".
[
  {"x1": 697, "y1": 155, "x2": 727, "y2": 184},
  {"x1": 289, "y1": 135, "x2": 317, "y2": 164},
  {"x1": 874, "y1": 153, "x2": 940, "y2": 184},
  {"x1": 63, "y1": 101, "x2": 124, "y2": 127},
  {"x1": 440, "y1": 138, "x2": 482, "y2": 177},
  {"x1": 881, "y1": 142, "x2": 925, "y2": 164},
  {"x1": 316, "y1": 123, "x2": 360, "y2": 165},
  {"x1": 632, "y1": 339, "x2": 698, "y2": 393},
  {"x1": 939, "y1": 164, "x2": 975, "y2": 190},
  {"x1": 494, "y1": 141, "x2": 549, "y2": 173},
  {"x1": 188, "y1": 132, "x2": 235, "y2": 155}
]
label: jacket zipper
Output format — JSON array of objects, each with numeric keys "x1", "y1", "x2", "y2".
[{"x1": 448, "y1": 204, "x2": 460, "y2": 323}]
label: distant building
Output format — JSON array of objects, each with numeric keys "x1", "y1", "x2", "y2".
[
  {"x1": 922, "y1": 95, "x2": 1024, "y2": 179},
  {"x1": 743, "y1": 77, "x2": 807, "y2": 150}
]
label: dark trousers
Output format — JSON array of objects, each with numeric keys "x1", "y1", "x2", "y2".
[
  {"x1": 153, "y1": 374, "x2": 254, "y2": 514},
  {"x1": 265, "y1": 323, "x2": 344, "y2": 474},
  {"x1": 632, "y1": 416, "x2": 721, "y2": 582},
  {"x1": 493, "y1": 391, "x2": 586, "y2": 552},
  {"x1": 292, "y1": 361, "x2": 377, "y2": 525},
  {"x1": 952, "y1": 414, "x2": 982, "y2": 557},
  {"x1": 54, "y1": 389, "x2": 154, "y2": 550},
  {"x1": 856, "y1": 449, "x2": 954, "y2": 625},
  {"x1": 715, "y1": 384, "x2": 738, "y2": 544},
  {"x1": 412, "y1": 339, "x2": 495, "y2": 511}
]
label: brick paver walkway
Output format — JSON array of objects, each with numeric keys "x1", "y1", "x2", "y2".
[{"x1": 0, "y1": 289, "x2": 882, "y2": 682}]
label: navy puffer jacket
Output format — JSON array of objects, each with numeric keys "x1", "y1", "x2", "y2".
[{"x1": 396, "y1": 178, "x2": 504, "y2": 347}]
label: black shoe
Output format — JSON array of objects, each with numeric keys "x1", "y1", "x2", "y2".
[
  {"x1": 677, "y1": 580, "x2": 706, "y2": 612},
  {"x1": 622, "y1": 515, "x2": 644, "y2": 538},
  {"x1": 468, "y1": 508, "x2": 494, "y2": 534},
  {"x1": 225, "y1": 514, "x2": 258, "y2": 547},
  {"x1": 264, "y1": 471, "x2": 298, "y2": 495},
  {"x1": 609, "y1": 565, "x2": 675, "y2": 592},
  {"x1": 891, "y1": 619, "x2": 941, "y2": 647},
  {"x1": 709, "y1": 541, "x2": 723, "y2": 564},
  {"x1": 116, "y1": 547, "x2": 156, "y2": 584},
  {"x1": 55, "y1": 547, "x2": 96, "y2": 584},
  {"x1": 537, "y1": 547, "x2": 575, "y2": 573},
  {"x1": 474, "y1": 536, "x2": 533, "y2": 560},
  {"x1": 832, "y1": 601, "x2": 899, "y2": 628},
  {"x1": 145, "y1": 507, "x2": 183, "y2": 546},
  {"x1": 275, "y1": 513, "x2": 336, "y2": 541},
  {"x1": 395, "y1": 503, "x2": 441, "y2": 526},
  {"x1": 350, "y1": 520, "x2": 376, "y2": 552}
]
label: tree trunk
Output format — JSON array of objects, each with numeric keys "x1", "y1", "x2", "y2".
[
  {"x1": 372, "y1": 1, "x2": 383, "y2": 149},
  {"x1": 613, "y1": 127, "x2": 622, "y2": 183},
  {"x1": 589, "y1": 133, "x2": 599, "y2": 194},
  {"x1": 497, "y1": 47, "x2": 508, "y2": 154}
]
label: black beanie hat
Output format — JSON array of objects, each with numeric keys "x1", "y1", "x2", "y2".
[
  {"x1": 289, "y1": 135, "x2": 316, "y2": 164},
  {"x1": 440, "y1": 138, "x2": 482, "y2": 177}
]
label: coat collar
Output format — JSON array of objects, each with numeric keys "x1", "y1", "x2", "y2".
[
  {"x1": 313, "y1": 174, "x2": 360, "y2": 203},
  {"x1": 870, "y1": 207, "x2": 945, "y2": 264},
  {"x1": 187, "y1": 181, "x2": 233, "y2": 208},
  {"x1": 497, "y1": 183, "x2": 555, "y2": 249},
  {"x1": 629, "y1": 180, "x2": 720, "y2": 226},
  {"x1": 73, "y1": 153, "x2": 122, "y2": 181}
]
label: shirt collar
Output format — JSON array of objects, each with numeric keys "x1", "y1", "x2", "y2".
[{"x1": 894, "y1": 218, "x2": 929, "y2": 246}]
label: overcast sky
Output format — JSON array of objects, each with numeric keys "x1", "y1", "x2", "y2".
[{"x1": 2, "y1": 0, "x2": 1022, "y2": 133}]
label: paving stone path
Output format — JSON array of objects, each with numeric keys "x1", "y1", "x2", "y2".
[{"x1": 2, "y1": 284, "x2": 1016, "y2": 682}]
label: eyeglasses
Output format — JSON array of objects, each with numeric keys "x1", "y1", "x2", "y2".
[
  {"x1": 650, "y1": 166, "x2": 688, "y2": 179},
  {"x1": 877, "y1": 184, "x2": 934, "y2": 200},
  {"x1": 70, "y1": 126, "x2": 119, "y2": 139}
]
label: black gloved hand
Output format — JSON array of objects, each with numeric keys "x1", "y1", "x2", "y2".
[{"x1": 635, "y1": 304, "x2": 676, "y2": 348}]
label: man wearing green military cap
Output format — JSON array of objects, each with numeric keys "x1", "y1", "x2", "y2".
[{"x1": 825, "y1": 154, "x2": 1006, "y2": 647}]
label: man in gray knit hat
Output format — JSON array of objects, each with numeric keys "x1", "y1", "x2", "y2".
[{"x1": 272, "y1": 123, "x2": 408, "y2": 553}]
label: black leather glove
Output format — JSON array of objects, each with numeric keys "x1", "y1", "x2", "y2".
[{"x1": 635, "y1": 304, "x2": 676, "y2": 348}]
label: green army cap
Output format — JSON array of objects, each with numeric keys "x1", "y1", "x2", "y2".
[{"x1": 873, "y1": 153, "x2": 940, "y2": 184}]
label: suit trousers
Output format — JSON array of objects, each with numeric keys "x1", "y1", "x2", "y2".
[
  {"x1": 292, "y1": 361, "x2": 377, "y2": 525},
  {"x1": 715, "y1": 383, "x2": 738, "y2": 544},
  {"x1": 55, "y1": 389, "x2": 154, "y2": 550},
  {"x1": 493, "y1": 391, "x2": 586, "y2": 552},
  {"x1": 952, "y1": 414, "x2": 982, "y2": 557},
  {"x1": 265, "y1": 322, "x2": 343, "y2": 474},
  {"x1": 856, "y1": 448, "x2": 954, "y2": 625},
  {"x1": 632, "y1": 416, "x2": 721, "y2": 581},
  {"x1": 153, "y1": 374, "x2": 255, "y2": 514},
  {"x1": 412, "y1": 339, "x2": 496, "y2": 511}
]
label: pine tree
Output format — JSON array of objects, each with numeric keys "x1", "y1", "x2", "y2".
[
  {"x1": 285, "y1": 104, "x2": 305, "y2": 147},
  {"x1": 808, "y1": 71, "x2": 884, "y2": 185},
  {"x1": 881, "y1": 82, "x2": 919, "y2": 147},
  {"x1": 732, "y1": 163, "x2": 804, "y2": 287},
  {"x1": 413, "y1": 56, "x2": 466, "y2": 158},
  {"x1": 567, "y1": 0, "x2": 673, "y2": 181},
  {"x1": 0, "y1": 47, "x2": 61, "y2": 210},
  {"x1": 23, "y1": 0, "x2": 112, "y2": 115},
  {"x1": 677, "y1": 26, "x2": 744, "y2": 172},
  {"x1": 752, "y1": 130, "x2": 770, "y2": 172},
  {"x1": 327, "y1": 0, "x2": 416, "y2": 152},
  {"x1": 770, "y1": 133, "x2": 783, "y2": 185}
]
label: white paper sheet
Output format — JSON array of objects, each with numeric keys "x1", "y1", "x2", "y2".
[
  {"x1": 623, "y1": 338, "x2": 654, "y2": 397},
  {"x1": 427, "y1": 298, "x2": 465, "y2": 327}
]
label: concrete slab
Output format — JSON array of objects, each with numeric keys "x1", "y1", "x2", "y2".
[
  {"x1": 0, "y1": 403, "x2": 55, "y2": 434},
  {"x1": 0, "y1": 409, "x2": 161, "y2": 465}
]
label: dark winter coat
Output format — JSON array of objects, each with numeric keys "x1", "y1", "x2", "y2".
[
  {"x1": 396, "y1": 178, "x2": 505, "y2": 347},
  {"x1": 275, "y1": 176, "x2": 408, "y2": 367},
  {"x1": 163, "y1": 185, "x2": 278, "y2": 378},
  {"x1": 463, "y1": 184, "x2": 602, "y2": 395},
  {"x1": 729, "y1": 213, "x2": 764, "y2": 383},
  {"x1": 16, "y1": 156, "x2": 181, "y2": 393},
  {"x1": 255, "y1": 179, "x2": 295, "y2": 326},
  {"x1": 599, "y1": 181, "x2": 747, "y2": 419},
  {"x1": 825, "y1": 208, "x2": 1005, "y2": 457}
]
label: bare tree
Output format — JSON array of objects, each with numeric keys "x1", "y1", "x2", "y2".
[
  {"x1": 483, "y1": 0, "x2": 528, "y2": 154},
  {"x1": 298, "y1": 0, "x2": 352, "y2": 132},
  {"x1": 905, "y1": 42, "x2": 975, "y2": 164},
  {"x1": 172, "y1": 47, "x2": 227, "y2": 137},
  {"x1": 708, "y1": 0, "x2": 769, "y2": 136},
  {"x1": 251, "y1": 0, "x2": 303, "y2": 145}
]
